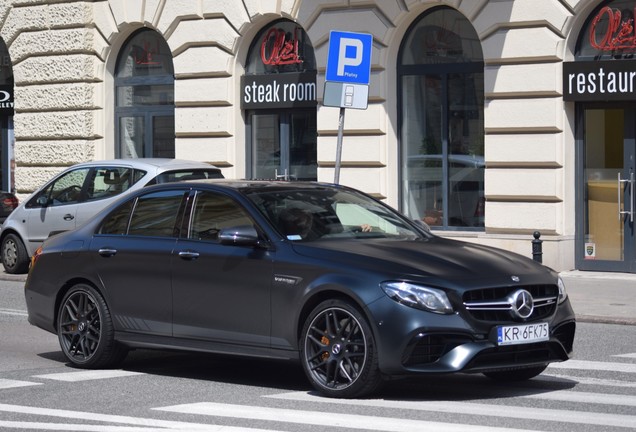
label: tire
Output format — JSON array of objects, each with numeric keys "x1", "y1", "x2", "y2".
[
  {"x1": 300, "y1": 299, "x2": 382, "y2": 398},
  {"x1": 57, "y1": 284, "x2": 127, "y2": 368},
  {"x1": 483, "y1": 365, "x2": 547, "y2": 382},
  {"x1": 1, "y1": 233, "x2": 30, "y2": 274}
]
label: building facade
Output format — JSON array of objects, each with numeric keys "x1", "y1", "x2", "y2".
[{"x1": 0, "y1": 0, "x2": 634, "y2": 274}]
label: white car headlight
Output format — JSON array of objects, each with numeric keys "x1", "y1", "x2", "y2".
[
  {"x1": 557, "y1": 276, "x2": 568, "y2": 304},
  {"x1": 381, "y1": 281, "x2": 454, "y2": 314}
]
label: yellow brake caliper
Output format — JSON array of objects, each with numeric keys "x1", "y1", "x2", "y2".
[{"x1": 321, "y1": 335, "x2": 330, "y2": 360}]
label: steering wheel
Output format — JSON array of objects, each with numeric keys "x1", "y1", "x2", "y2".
[{"x1": 54, "y1": 185, "x2": 82, "y2": 203}]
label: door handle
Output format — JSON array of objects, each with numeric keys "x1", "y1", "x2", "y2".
[
  {"x1": 178, "y1": 250, "x2": 200, "y2": 260},
  {"x1": 63, "y1": 214, "x2": 75, "y2": 221},
  {"x1": 618, "y1": 172, "x2": 634, "y2": 222},
  {"x1": 98, "y1": 248, "x2": 117, "y2": 257},
  {"x1": 631, "y1": 172, "x2": 635, "y2": 223}
]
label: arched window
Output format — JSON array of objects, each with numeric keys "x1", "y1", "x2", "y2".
[
  {"x1": 115, "y1": 29, "x2": 175, "y2": 158},
  {"x1": 242, "y1": 20, "x2": 317, "y2": 181},
  {"x1": 399, "y1": 7, "x2": 484, "y2": 229}
]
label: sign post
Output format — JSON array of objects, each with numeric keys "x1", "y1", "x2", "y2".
[{"x1": 323, "y1": 31, "x2": 372, "y2": 184}]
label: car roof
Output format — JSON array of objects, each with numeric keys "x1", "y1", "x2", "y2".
[
  {"x1": 156, "y1": 180, "x2": 364, "y2": 199},
  {"x1": 66, "y1": 158, "x2": 220, "y2": 172},
  {"x1": 175, "y1": 179, "x2": 340, "y2": 191}
]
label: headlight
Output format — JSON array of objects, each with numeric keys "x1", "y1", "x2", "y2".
[
  {"x1": 557, "y1": 276, "x2": 568, "y2": 304},
  {"x1": 381, "y1": 281, "x2": 453, "y2": 314}
]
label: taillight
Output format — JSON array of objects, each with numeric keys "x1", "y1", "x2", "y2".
[
  {"x1": 2, "y1": 196, "x2": 18, "y2": 210},
  {"x1": 30, "y1": 246, "x2": 43, "y2": 269}
]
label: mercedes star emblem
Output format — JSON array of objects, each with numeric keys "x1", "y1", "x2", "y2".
[{"x1": 509, "y1": 289, "x2": 534, "y2": 319}]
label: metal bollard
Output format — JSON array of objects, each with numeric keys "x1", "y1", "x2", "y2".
[{"x1": 532, "y1": 231, "x2": 543, "y2": 263}]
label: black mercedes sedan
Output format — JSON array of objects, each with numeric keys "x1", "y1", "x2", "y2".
[{"x1": 24, "y1": 180, "x2": 575, "y2": 398}]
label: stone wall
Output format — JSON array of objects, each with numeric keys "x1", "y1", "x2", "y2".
[{"x1": 0, "y1": 0, "x2": 593, "y2": 270}]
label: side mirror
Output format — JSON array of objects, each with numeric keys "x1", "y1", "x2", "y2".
[{"x1": 218, "y1": 225, "x2": 260, "y2": 247}]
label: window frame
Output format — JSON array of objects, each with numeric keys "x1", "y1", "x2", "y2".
[
  {"x1": 397, "y1": 6, "x2": 485, "y2": 231},
  {"x1": 114, "y1": 29, "x2": 175, "y2": 159}
]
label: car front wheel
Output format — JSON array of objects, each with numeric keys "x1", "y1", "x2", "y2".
[
  {"x1": 300, "y1": 299, "x2": 382, "y2": 398},
  {"x1": 1, "y1": 233, "x2": 29, "y2": 274},
  {"x1": 57, "y1": 284, "x2": 127, "y2": 368}
]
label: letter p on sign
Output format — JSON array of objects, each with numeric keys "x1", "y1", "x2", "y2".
[
  {"x1": 326, "y1": 31, "x2": 372, "y2": 85},
  {"x1": 337, "y1": 38, "x2": 363, "y2": 76}
]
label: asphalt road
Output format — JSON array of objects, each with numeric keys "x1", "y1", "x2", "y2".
[{"x1": 1, "y1": 278, "x2": 636, "y2": 432}]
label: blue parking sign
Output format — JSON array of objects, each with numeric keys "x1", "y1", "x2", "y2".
[{"x1": 326, "y1": 31, "x2": 372, "y2": 85}]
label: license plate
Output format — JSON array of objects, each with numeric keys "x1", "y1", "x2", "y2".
[{"x1": 496, "y1": 323, "x2": 549, "y2": 346}]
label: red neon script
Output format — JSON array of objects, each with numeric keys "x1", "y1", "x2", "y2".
[
  {"x1": 590, "y1": 6, "x2": 636, "y2": 52},
  {"x1": 261, "y1": 27, "x2": 303, "y2": 66}
]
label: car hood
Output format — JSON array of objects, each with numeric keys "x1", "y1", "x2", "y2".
[{"x1": 289, "y1": 236, "x2": 554, "y2": 288}]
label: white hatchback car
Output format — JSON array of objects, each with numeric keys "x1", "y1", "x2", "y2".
[{"x1": 1, "y1": 159, "x2": 223, "y2": 274}]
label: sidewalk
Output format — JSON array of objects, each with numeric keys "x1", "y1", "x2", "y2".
[
  {"x1": 559, "y1": 270, "x2": 636, "y2": 325},
  {"x1": 2, "y1": 271, "x2": 634, "y2": 325}
]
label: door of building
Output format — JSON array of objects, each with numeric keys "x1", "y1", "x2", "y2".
[
  {"x1": 577, "y1": 106, "x2": 635, "y2": 272},
  {"x1": 248, "y1": 109, "x2": 317, "y2": 181}
]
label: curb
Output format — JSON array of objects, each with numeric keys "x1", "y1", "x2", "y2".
[{"x1": 575, "y1": 314, "x2": 636, "y2": 326}]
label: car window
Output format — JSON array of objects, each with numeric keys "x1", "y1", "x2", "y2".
[
  {"x1": 26, "y1": 168, "x2": 90, "y2": 208},
  {"x1": 247, "y1": 188, "x2": 423, "y2": 241},
  {"x1": 149, "y1": 169, "x2": 224, "y2": 185},
  {"x1": 99, "y1": 200, "x2": 134, "y2": 235},
  {"x1": 85, "y1": 167, "x2": 138, "y2": 202},
  {"x1": 188, "y1": 191, "x2": 254, "y2": 242},
  {"x1": 127, "y1": 190, "x2": 188, "y2": 237}
]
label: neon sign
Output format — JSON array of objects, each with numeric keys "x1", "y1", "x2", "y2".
[
  {"x1": 133, "y1": 41, "x2": 161, "y2": 66},
  {"x1": 260, "y1": 27, "x2": 303, "y2": 66},
  {"x1": 589, "y1": 6, "x2": 636, "y2": 51}
]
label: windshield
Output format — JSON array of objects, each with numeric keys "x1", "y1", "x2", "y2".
[{"x1": 246, "y1": 186, "x2": 425, "y2": 242}]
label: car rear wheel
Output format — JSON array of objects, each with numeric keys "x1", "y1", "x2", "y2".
[
  {"x1": 57, "y1": 284, "x2": 127, "y2": 368},
  {"x1": 483, "y1": 365, "x2": 547, "y2": 382},
  {"x1": 1, "y1": 233, "x2": 30, "y2": 274},
  {"x1": 301, "y1": 299, "x2": 382, "y2": 398}
]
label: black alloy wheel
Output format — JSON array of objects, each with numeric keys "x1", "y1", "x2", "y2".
[
  {"x1": 57, "y1": 284, "x2": 127, "y2": 368},
  {"x1": 1, "y1": 233, "x2": 29, "y2": 274},
  {"x1": 301, "y1": 299, "x2": 381, "y2": 398}
]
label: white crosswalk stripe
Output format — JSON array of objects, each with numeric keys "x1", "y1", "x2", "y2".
[
  {"x1": 547, "y1": 359, "x2": 636, "y2": 373},
  {"x1": 0, "y1": 308, "x2": 28, "y2": 317},
  {"x1": 614, "y1": 353, "x2": 636, "y2": 359},
  {"x1": 0, "y1": 379, "x2": 41, "y2": 390},
  {"x1": 523, "y1": 389, "x2": 636, "y2": 406},
  {"x1": 541, "y1": 373, "x2": 636, "y2": 387},
  {"x1": 262, "y1": 391, "x2": 636, "y2": 429},
  {"x1": 0, "y1": 403, "x2": 276, "y2": 431},
  {"x1": 1, "y1": 357, "x2": 635, "y2": 431},
  {"x1": 155, "y1": 402, "x2": 539, "y2": 432},
  {"x1": 32, "y1": 370, "x2": 143, "y2": 382}
]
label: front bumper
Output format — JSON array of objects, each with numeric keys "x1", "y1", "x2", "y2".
[{"x1": 366, "y1": 295, "x2": 576, "y2": 376}]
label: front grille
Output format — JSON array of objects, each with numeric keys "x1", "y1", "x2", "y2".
[
  {"x1": 402, "y1": 334, "x2": 473, "y2": 366},
  {"x1": 463, "y1": 285, "x2": 558, "y2": 322}
]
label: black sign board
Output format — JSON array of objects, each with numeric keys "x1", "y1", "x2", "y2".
[
  {"x1": 241, "y1": 72, "x2": 317, "y2": 109},
  {"x1": 563, "y1": 60, "x2": 636, "y2": 101},
  {"x1": 0, "y1": 85, "x2": 14, "y2": 115}
]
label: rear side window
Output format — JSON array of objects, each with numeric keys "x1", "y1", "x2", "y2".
[
  {"x1": 149, "y1": 168, "x2": 224, "y2": 185},
  {"x1": 99, "y1": 200, "x2": 134, "y2": 235},
  {"x1": 99, "y1": 190, "x2": 187, "y2": 237},
  {"x1": 127, "y1": 190, "x2": 187, "y2": 237},
  {"x1": 86, "y1": 167, "x2": 144, "y2": 202}
]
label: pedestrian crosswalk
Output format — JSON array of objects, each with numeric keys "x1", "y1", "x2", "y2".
[{"x1": 0, "y1": 356, "x2": 635, "y2": 431}]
